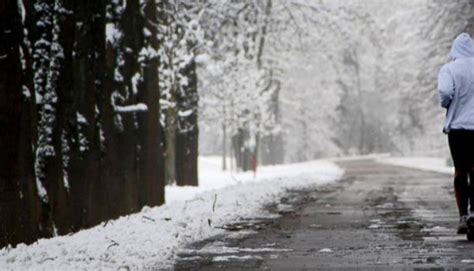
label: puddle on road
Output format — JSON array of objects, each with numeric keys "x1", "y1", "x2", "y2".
[{"x1": 215, "y1": 218, "x2": 275, "y2": 232}]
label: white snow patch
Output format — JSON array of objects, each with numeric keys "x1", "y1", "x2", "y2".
[
  {"x1": 180, "y1": 76, "x2": 189, "y2": 87},
  {"x1": 76, "y1": 112, "x2": 88, "y2": 125},
  {"x1": 63, "y1": 175, "x2": 69, "y2": 192},
  {"x1": 461, "y1": 259, "x2": 474, "y2": 263},
  {"x1": 143, "y1": 27, "x2": 151, "y2": 38},
  {"x1": 22, "y1": 86, "x2": 31, "y2": 99},
  {"x1": 131, "y1": 73, "x2": 140, "y2": 95},
  {"x1": 35, "y1": 177, "x2": 48, "y2": 204},
  {"x1": 115, "y1": 103, "x2": 148, "y2": 113},
  {"x1": 106, "y1": 23, "x2": 122, "y2": 45},
  {"x1": 0, "y1": 157, "x2": 342, "y2": 270},
  {"x1": 195, "y1": 54, "x2": 210, "y2": 64},
  {"x1": 178, "y1": 109, "x2": 193, "y2": 118},
  {"x1": 319, "y1": 248, "x2": 333, "y2": 253},
  {"x1": 114, "y1": 68, "x2": 123, "y2": 82},
  {"x1": 138, "y1": 46, "x2": 158, "y2": 61},
  {"x1": 166, "y1": 157, "x2": 342, "y2": 203},
  {"x1": 17, "y1": 0, "x2": 26, "y2": 23},
  {"x1": 35, "y1": 92, "x2": 43, "y2": 104},
  {"x1": 52, "y1": 224, "x2": 58, "y2": 237}
]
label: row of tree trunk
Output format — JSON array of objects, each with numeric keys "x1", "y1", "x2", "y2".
[{"x1": 0, "y1": 0, "x2": 198, "y2": 248}]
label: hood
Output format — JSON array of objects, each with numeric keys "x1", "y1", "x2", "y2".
[{"x1": 450, "y1": 33, "x2": 474, "y2": 60}]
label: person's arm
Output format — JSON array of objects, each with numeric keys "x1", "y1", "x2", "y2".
[{"x1": 438, "y1": 65, "x2": 454, "y2": 109}]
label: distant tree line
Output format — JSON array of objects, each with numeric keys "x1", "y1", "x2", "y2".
[{"x1": 270, "y1": 1, "x2": 474, "y2": 161}]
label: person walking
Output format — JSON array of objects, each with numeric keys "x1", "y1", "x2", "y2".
[{"x1": 438, "y1": 33, "x2": 474, "y2": 234}]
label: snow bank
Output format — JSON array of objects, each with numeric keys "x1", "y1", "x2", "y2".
[
  {"x1": 0, "y1": 157, "x2": 342, "y2": 270},
  {"x1": 115, "y1": 103, "x2": 148, "y2": 113},
  {"x1": 377, "y1": 156, "x2": 453, "y2": 175}
]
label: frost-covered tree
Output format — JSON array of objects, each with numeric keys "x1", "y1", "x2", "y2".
[
  {"x1": 280, "y1": 0, "x2": 474, "y2": 160},
  {"x1": 157, "y1": 0, "x2": 205, "y2": 185},
  {"x1": 198, "y1": 0, "x2": 286, "y2": 171},
  {"x1": 137, "y1": 0, "x2": 166, "y2": 208}
]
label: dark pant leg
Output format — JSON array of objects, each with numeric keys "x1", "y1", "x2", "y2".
[
  {"x1": 469, "y1": 171, "x2": 474, "y2": 212},
  {"x1": 449, "y1": 131, "x2": 470, "y2": 216},
  {"x1": 467, "y1": 131, "x2": 474, "y2": 212},
  {"x1": 455, "y1": 172, "x2": 469, "y2": 216}
]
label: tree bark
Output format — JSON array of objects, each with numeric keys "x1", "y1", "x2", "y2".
[
  {"x1": 176, "y1": 59, "x2": 199, "y2": 186},
  {"x1": 119, "y1": 0, "x2": 142, "y2": 214},
  {"x1": 222, "y1": 121, "x2": 227, "y2": 171},
  {"x1": 165, "y1": 107, "x2": 177, "y2": 184},
  {"x1": 137, "y1": 0, "x2": 165, "y2": 206},
  {"x1": 70, "y1": 0, "x2": 105, "y2": 228},
  {"x1": 45, "y1": 0, "x2": 76, "y2": 234},
  {"x1": 0, "y1": 0, "x2": 43, "y2": 247},
  {"x1": 102, "y1": 0, "x2": 140, "y2": 219}
]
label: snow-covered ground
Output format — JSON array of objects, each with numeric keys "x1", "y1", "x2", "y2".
[
  {"x1": 377, "y1": 156, "x2": 453, "y2": 175},
  {"x1": 0, "y1": 157, "x2": 342, "y2": 270}
]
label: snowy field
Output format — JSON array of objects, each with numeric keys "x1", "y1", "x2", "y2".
[{"x1": 0, "y1": 157, "x2": 342, "y2": 270}]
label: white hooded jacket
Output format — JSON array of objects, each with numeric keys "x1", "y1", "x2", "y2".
[{"x1": 438, "y1": 33, "x2": 474, "y2": 133}]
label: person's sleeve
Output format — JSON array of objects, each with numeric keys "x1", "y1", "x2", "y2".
[{"x1": 437, "y1": 66, "x2": 454, "y2": 109}]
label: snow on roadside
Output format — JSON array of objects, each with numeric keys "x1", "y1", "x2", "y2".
[
  {"x1": 0, "y1": 157, "x2": 342, "y2": 271},
  {"x1": 377, "y1": 156, "x2": 453, "y2": 175}
]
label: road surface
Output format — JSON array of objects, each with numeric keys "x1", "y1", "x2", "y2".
[{"x1": 173, "y1": 160, "x2": 474, "y2": 270}]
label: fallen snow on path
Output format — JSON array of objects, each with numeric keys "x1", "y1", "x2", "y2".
[
  {"x1": 0, "y1": 157, "x2": 342, "y2": 270},
  {"x1": 377, "y1": 156, "x2": 453, "y2": 175}
]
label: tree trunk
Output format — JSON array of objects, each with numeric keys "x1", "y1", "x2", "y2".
[
  {"x1": 0, "y1": 0, "x2": 44, "y2": 247},
  {"x1": 222, "y1": 121, "x2": 227, "y2": 171},
  {"x1": 232, "y1": 128, "x2": 252, "y2": 171},
  {"x1": 137, "y1": 0, "x2": 165, "y2": 207},
  {"x1": 70, "y1": 0, "x2": 105, "y2": 228},
  {"x1": 165, "y1": 108, "x2": 177, "y2": 184},
  {"x1": 28, "y1": 0, "x2": 56, "y2": 236},
  {"x1": 45, "y1": 0, "x2": 76, "y2": 234},
  {"x1": 176, "y1": 59, "x2": 199, "y2": 186},
  {"x1": 101, "y1": 0, "x2": 144, "y2": 219},
  {"x1": 260, "y1": 80, "x2": 284, "y2": 165},
  {"x1": 31, "y1": 0, "x2": 74, "y2": 236},
  {"x1": 175, "y1": 124, "x2": 198, "y2": 186}
]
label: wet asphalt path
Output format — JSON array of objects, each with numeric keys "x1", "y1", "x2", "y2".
[{"x1": 173, "y1": 160, "x2": 474, "y2": 270}]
